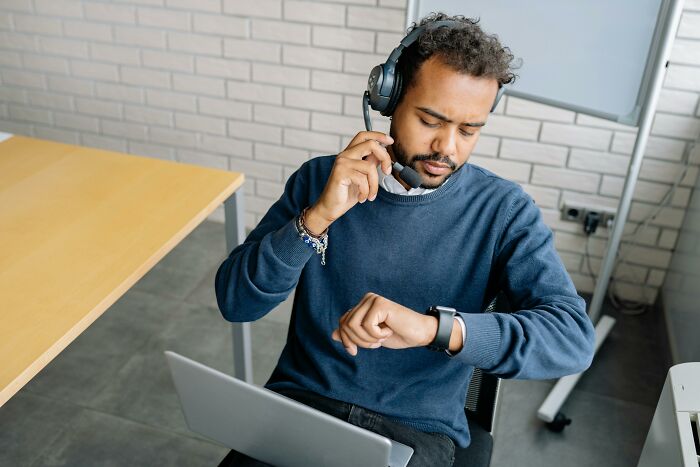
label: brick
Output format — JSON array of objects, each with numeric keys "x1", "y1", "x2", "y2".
[
  {"x1": 76, "y1": 98, "x2": 122, "y2": 119},
  {"x1": 313, "y1": 26, "x2": 374, "y2": 52},
  {"x1": 224, "y1": 38, "x2": 280, "y2": 63},
  {"x1": 640, "y1": 158, "x2": 699, "y2": 186},
  {"x1": 471, "y1": 135, "x2": 500, "y2": 157},
  {"x1": 138, "y1": 7, "x2": 191, "y2": 30},
  {"x1": 229, "y1": 120, "x2": 282, "y2": 144},
  {"x1": 506, "y1": 97, "x2": 575, "y2": 123},
  {"x1": 665, "y1": 64, "x2": 700, "y2": 92},
  {"x1": 101, "y1": 119, "x2": 148, "y2": 141},
  {"x1": 146, "y1": 89, "x2": 197, "y2": 111},
  {"x1": 312, "y1": 70, "x2": 365, "y2": 94},
  {"x1": 0, "y1": 86, "x2": 27, "y2": 104},
  {"x1": 198, "y1": 96, "x2": 252, "y2": 119},
  {"x1": 228, "y1": 157, "x2": 284, "y2": 181},
  {"x1": 481, "y1": 114, "x2": 540, "y2": 140},
  {"x1": 610, "y1": 133, "x2": 687, "y2": 161},
  {"x1": 198, "y1": 134, "x2": 253, "y2": 158},
  {"x1": 82, "y1": 134, "x2": 127, "y2": 153},
  {"x1": 173, "y1": 73, "x2": 225, "y2": 97},
  {"x1": 347, "y1": 6, "x2": 405, "y2": 32},
  {"x1": 124, "y1": 104, "x2": 172, "y2": 126},
  {"x1": 129, "y1": 141, "x2": 176, "y2": 162},
  {"x1": 252, "y1": 19, "x2": 310, "y2": 45},
  {"x1": 285, "y1": 88, "x2": 342, "y2": 113},
  {"x1": 166, "y1": 0, "x2": 222, "y2": 13},
  {"x1": 540, "y1": 122, "x2": 612, "y2": 151},
  {"x1": 283, "y1": 45, "x2": 342, "y2": 71},
  {"x1": 14, "y1": 14, "x2": 63, "y2": 36},
  {"x1": 254, "y1": 142, "x2": 309, "y2": 166},
  {"x1": 194, "y1": 56, "x2": 249, "y2": 80},
  {"x1": 678, "y1": 12, "x2": 700, "y2": 39},
  {"x1": 39, "y1": 37, "x2": 89, "y2": 59},
  {"x1": 122, "y1": 67, "x2": 171, "y2": 89},
  {"x1": 343, "y1": 51, "x2": 385, "y2": 74},
  {"x1": 115, "y1": 26, "x2": 166, "y2": 48},
  {"x1": 658, "y1": 229, "x2": 679, "y2": 249},
  {"x1": 168, "y1": 32, "x2": 222, "y2": 56},
  {"x1": 1, "y1": 0, "x2": 33, "y2": 12},
  {"x1": 521, "y1": 184, "x2": 560, "y2": 209},
  {"x1": 671, "y1": 39, "x2": 700, "y2": 67},
  {"x1": 0, "y1": 51, "x2": 21, "y2": 68},
  {"x1": 178, "y1": 149, "x2": 229, "y2": 170},
  {"x1": 568, "y1": 148, "x2": 629, "y2": 176},
  {"x1": 142, "y1": 50, "x2": 193, "y2": 72},
  {"x1": 599, "y1": 175, "x2": 691, "y2": 207},
  {"x1": 500, "y1": 139, "x2": 567, "y2": 166},
  {"x1": 48, "y1": 76, "x2": 94, "y2": 97},
  {"x1": 227, "y1": 81, "x2": 282, "y2": 105},
  {"x1": 193, "y1": 13, "x2": 247, "y2": 37},
  {"x1": 34, "y1": 0, "x2": 85, "y2": 17},
  {"x1": 88, "y1": 44, "x2": 141, "y2": 66},
  {"x1": 629, "y1": 202, "x2": 686, "y2": 229},
  {"x1": 657, "y1": 88, "x2": 699, "y2": 115},
  {"x1": 175, "y1": 112, "x2": 226, "y2": 135},
  {"x1": 618, "y1": 242, "x2": 673, "y2": 269},
  {"x1": 343, "y1": 95, "x2": 371, "y2": 117},
  {"x1": 22, "y1": 54, "x2": 69, "y2": 74},
  {"x1": 1, "y1": 69, "x2": 45, "y2": 89},
  {"x1": 71, "y1": 60, "x2": 119, "y2": 81},
  {"x1": 283, "y1": 1, "x2": 345, "y2": 25},
  {"x1": 376, "y1": 32, "x2": 403, "y2": 54},
  {"x1": 84, "y1": 3, "x2": 136, "y2": 24},
  {"x1": 651, "y1": 113, "x2": 700, "y2": 139},
  {"x1": 254, "y1": 104, "x2": 309, "y2": 129},
  {"x1": 0, "y1": 32, "x2": 35, "y2": 52},
  {"x1": 469, "y1": 156, "x2": 531, "y2": 183},
  {"x1": 34, "y1": 126, "x2": 80, "y2": 145},
  {"x1": 531, "y1": 166, "x2": 600, "y2": 192},
  {"x1": 647, "y1": 270, "x2": 666, "y2": 287},
  {"x1": 252, "y1": 63, "x2": 309, "y2": 88},
  {"x1": 223, "y1": 0, "x2": 282, "y2": 19},
  {"x1": 8, "y1": 105, "x2": 51, "y2": 125},
  {"x1": 311, "y1": 111, "x2": 361, "y2": 135},
  {"x1": 255, "y1": 179, "x2": 284, "y2": 200},
  {"x1": 575, "y1": 114, "x2": 636, "y2": 132},
  {"x1": 64, "y1": 21, "x2": 113, "y2": 42},
  {"x1": 150, "y1": 126, "x2": 198, "y2": 148},
  {"x1": 26, "y1": 91, "x2": 73, "y2": 111},
  {"x1": 284, "y1": 128, "x2": 340, "y2": 153}
]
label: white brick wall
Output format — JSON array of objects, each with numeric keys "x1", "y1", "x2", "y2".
[{"x1": 1, "y1": 0, "x2": 699, "y2": 305}]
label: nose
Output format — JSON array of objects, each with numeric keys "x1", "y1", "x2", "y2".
[{"x1": 431, "y1": 126, "x2": 457, "y2": 159}]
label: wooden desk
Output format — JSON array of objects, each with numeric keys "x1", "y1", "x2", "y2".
[{"x1": 0, "y1": 135, "x2": 250, "y2": 408}]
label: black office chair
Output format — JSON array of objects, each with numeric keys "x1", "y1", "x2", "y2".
[{"x1": 452, "y1": 294, "x2": 507, "y2": 467}]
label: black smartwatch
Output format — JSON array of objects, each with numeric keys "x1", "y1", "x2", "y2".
[{"x1": 426, "y1": 306, "x2": 457, "y2": 352}]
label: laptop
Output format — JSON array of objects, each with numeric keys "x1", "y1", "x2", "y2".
[{"x1": 165, "y1": 351, "x2": 414, "y2": 467}]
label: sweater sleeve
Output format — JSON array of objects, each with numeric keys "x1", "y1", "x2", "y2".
[
  {"x1": 455, "y1": 192, "x2": 596, "y2": 379},
  {"x1": 215, "y1": 163, "x2": 315, "y2": 323}
]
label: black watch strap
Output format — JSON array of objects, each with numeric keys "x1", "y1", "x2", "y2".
[{"x1": 426, "y1": 306, "x2": 456, "y2": 351}]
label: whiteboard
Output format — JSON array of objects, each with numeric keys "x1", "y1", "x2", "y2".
[{"x1": 407, "y1": 0, "x2": 670, "y2": 126}]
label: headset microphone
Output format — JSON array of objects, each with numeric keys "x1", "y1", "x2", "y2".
[{"x1": 363, "y1": 91, "x2": 423, "y2": 189}]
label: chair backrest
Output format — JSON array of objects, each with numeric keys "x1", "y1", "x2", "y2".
[{"x1": 464, "y1": 294, "x2": 508, "y2": 434}]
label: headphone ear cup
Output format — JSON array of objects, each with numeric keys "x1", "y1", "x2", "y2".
[{"x1": 382, "y1": 70, "x2": 403, "y2": 117}]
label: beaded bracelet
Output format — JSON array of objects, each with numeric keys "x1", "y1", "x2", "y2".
[{"x1": 295, "y1": 207, "x2": 329, "y2": 266}]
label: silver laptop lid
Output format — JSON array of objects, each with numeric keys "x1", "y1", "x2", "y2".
[{"x1": 165, "y1": 351, "x2": 412, "y2": 467}]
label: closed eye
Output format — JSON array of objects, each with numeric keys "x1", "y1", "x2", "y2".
[
  {"x1": 460, "y1": 129, "x2": 475, "y2": 137},
  {"x1": 420, "y1": 118, "x2": 439, "y2": 128}
]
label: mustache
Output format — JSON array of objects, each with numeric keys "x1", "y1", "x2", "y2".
[{"x1": 411, "y1": 153, "x2": 456, "y2": 170}]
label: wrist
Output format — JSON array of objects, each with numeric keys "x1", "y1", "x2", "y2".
[
  {"x1": 305, "y1": 204, "x2": 333, "y2": 236},
  {"x1": 422, "y1": 314, "x2": 439, "y2": 347},
  {"x1": 448, "y1": 318, "x2": 464, "y2": 353}
]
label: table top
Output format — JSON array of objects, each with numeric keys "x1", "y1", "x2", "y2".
[{"x1": 0, "y1": 135, "x2": 244, "y2": 407}]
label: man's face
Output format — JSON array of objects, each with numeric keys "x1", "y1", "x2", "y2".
[{"x1": 388, "y1": 55, "x2": 499, "y2": 189}]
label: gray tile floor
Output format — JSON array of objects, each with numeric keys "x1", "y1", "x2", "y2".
[{"x1": 0, "y1": 221, "x2": 671, "y2": 466}]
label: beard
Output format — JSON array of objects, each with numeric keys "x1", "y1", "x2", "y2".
[{"x1": 389, "y1": 128, "x2": 462, "y2": 190}]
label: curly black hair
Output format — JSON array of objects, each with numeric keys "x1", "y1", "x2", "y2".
[{"x1": 396, "y1": 12, "x2": 520, "y2": 106}]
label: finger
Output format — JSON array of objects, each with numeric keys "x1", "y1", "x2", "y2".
[
  {"x1": 331, "y1": 329, "x2": 341, "y2": 342},
  {"x1": 339, "y1": 310, "x2": 376, "y2": 347},
  {"x1": 345, "y1": 170, "x2": 370, "y2": 203},
  {"x1": 342, "y1": 140, "x2": 393, "y2": 176},
  {"x1": 344, "y1": 160, "x2": 378, "y2": 201},
  {"x1": 345, "y1": 131, "x2": 394, "y2": 151},
  {"x1": 338, "y1": 327, "x2": 358, "y2": 356},
  {"x1": 362, "y1": 307, "x2": 393, "y2": 340},
  {"x1": 347, "y1": 300, "x2": 382, "y2": 344}
]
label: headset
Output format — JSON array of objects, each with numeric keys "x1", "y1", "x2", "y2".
[{"x1": 362, "y1": 20, "x2": 506, "y2": 188}]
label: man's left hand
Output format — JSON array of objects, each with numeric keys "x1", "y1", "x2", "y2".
[{"x1": 331, "y1": 292, "x2": 437, "y2": 356}]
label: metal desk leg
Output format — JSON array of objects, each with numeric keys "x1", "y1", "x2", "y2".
[{"x1": 224, "y1": 190, "x2": 253, "y2": 383}]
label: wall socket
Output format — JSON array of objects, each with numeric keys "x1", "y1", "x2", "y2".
[{"x1": 560, "y1": 202, "x2": 616, "y2": 229}]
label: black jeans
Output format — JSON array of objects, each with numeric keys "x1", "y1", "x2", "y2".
[{"x1": 217, "y1": 387, "x2": 455, "y2": 467}]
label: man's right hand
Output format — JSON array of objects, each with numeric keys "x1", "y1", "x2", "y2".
[{"x1": 304, "y1": 131, "x2": 394, "y2": 235}]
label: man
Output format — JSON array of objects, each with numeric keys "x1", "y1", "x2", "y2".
[{"x1": 215, "y1": 13, "x2": 595, "y2": 466}]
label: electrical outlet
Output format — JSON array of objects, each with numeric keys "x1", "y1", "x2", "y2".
[{"x1": 560, "y1": 202, "x2": 616, "y2": 229}]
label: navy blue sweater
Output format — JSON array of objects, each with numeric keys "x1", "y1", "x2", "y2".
[{"x1": 215, "y1": 156, "x2": 595, "y2": 447}]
